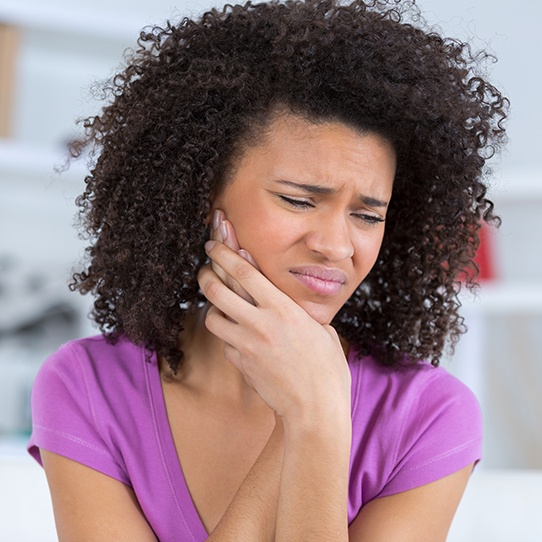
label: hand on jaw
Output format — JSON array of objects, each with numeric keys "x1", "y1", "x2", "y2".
[
  {"x1": 209, "y1": 209, "x2": 258, "y2": 306},
  {"x1": 199, "y1": 210, "x2": 352, "y2": 430}
]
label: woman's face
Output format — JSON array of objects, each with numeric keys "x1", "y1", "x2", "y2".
[{"x1": 213, "y1": 113, "x2": 396, "y2": 325}]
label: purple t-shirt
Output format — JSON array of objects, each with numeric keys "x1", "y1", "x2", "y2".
[{"x1": 28, "y1": 335, "x2": 482, "y2": 540}]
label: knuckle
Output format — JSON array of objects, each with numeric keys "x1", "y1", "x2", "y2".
[
  {"x1": 252, "y1": 319, "x2": 272, "y2": 344},
  {"x1": 234, "y1": 260, "x2": 254, "y2": 282},
  {"x1": 203, "y1": 279, "x2": 222, "y2": 301}
]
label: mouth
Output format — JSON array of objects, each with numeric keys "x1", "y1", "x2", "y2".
[{"x1": 289, "y1": 265, "x2": 347, "y2": 296}]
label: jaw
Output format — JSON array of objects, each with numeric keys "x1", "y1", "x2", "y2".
[{"x1": 293, "y1": 297, "x2": 346, "y2": 326}]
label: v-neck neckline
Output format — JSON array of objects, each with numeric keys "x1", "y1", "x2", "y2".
[
  {"x1": 143, "y1": 344, "x2": 357, "y2": 540},
  {"x1": 145, "y1": 348, "x2": 209, "y2": 541}
]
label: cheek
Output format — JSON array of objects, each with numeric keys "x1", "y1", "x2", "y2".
[
  {"x1": 354, "y1": 233, "x2": 385, "y2": 275},
  {"x1": 222, "y1": 198, "x2": 282, "y2": 258},
  {"x1": 236, "y1": 217, "x2": 291, "y2": 267},
  {"x1": 228, "y1": 212, "x2": 300, "y2": 285}
]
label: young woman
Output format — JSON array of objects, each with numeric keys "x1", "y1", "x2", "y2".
[{"x1": 28, "y1": 0, "x2": 508, "y2": 540}]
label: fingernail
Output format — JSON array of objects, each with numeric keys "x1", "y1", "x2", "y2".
[
  {"x1": 238, "y1": 249, "x2": 251, "y2": 263},
  {"x1": 213, "y1": 209, "x2": 221, "y2": 230},
  {"x1": 238, "y1": 249, "x2": 258, "y2": 269},
  {"x1": 216, "y1": 223, "x2": 223, "y2": 242},
  {"x1": 205, "y1": 240, "x2": 216, "y2": 252},
  {"x1": 220, "y1": 221, "x2": 228, "y2": 241}
]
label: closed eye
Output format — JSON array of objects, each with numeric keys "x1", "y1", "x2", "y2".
[
  {"x1": 353, "y1": 213, "x2": 385, "y2": 225},
  {"x1": 279, "y1": 195, "x2": 315, "y2": 208},
  {"x1": 279, "y1": 194, "x2": 385, "y2": 225}
]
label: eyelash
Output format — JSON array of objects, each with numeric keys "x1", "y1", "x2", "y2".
[
  {"x1": 279, "y1": 195, "x2": 314, "y2": 208},
  {"x1": 278, "y1": 195, "x2": 385, "y2": 225}
]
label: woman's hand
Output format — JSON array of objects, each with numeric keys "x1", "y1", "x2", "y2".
[
  {"x1": 199, "y1": 215, "x2": 351, "y2": 427},
  {"x1": 209, "y1": 209, "x2": 259, "y2": 305},
  {"x1": 200, "y1": 213, "x2": 353, "y2": 542}
]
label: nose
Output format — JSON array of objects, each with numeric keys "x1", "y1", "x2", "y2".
[{"x1": 304, "y1": 214, "x2": 354, "y2": 262}]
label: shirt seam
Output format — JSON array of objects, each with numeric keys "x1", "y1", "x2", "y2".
[
  {"x1": 391, "y1": 374, "x2": 420, "y2": 467},
  {"x1": 397, "y1": 436, "x2": 482, "y2": 476},
  {"x1": 391, "y1": 366, "x2": 479, "y2": 477},
  {"x1": 69, "y1": 343, "x2": 101, "y2": 434},
  {"x1": 349, "y1": 347, "x2": 362, "y2": 417},
  {"x1": 144, "y1": 347, "x2": 199, "y2": 541},
  {"x1": 391, "y1": 365, "x2": 444, "y2": 468},
  {"x1": 54, "y1": 341, "x2": 127, "y2": 476},
  {"x1": 33, "y1": 424, "x2": 112, "y2": 458}
]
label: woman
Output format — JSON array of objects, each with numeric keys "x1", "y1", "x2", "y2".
[{"x1": 28, "y1": 0, "x2": 508, "y2": 540}]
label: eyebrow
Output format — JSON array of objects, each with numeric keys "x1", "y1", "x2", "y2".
[{"x1": 275, "y1": 179, "x2": 389, "y2": 208}]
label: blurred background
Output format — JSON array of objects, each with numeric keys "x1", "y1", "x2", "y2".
[{"x1": 0, "y1": 0, "x2": 540, "y2": 540}]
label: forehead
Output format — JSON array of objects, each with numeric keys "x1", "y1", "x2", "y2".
[{"x1": 231, "y1": 112, "x2": 396, "y2": 196}]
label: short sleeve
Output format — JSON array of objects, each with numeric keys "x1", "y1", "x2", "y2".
[
  {"x1": 378, "y1": 369, "x2": 483, "y2": 498},
  {"x1": 27, "y1": 343, "x2": 130, "y2": 485}
]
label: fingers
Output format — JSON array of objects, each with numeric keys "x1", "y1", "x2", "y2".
[
  {"x1": 203, "y1": 239, "x2": 288, "y2": 309},
  {"x1": 210, "y1": 210, "x2": 257, "y2": 304},
  {"x1": 210, "y1": 209, "x2": 238, "y2": 282},
  {"x1": 198, "y1": 261, "x2": 257, "y2": 325},
  {"x1": 205, "y1": 305, "x2": 246, "y2": 370},
  {"x1": 213, "y1": 209, "x2": 241, "y2": 252},
  {"x1": 238, "y1": 248, "x2": 259, "y2": 268}
]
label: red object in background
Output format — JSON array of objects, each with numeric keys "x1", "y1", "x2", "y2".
[{"x1": 474, "y1": 223, "x2": 496, "y2": 281}]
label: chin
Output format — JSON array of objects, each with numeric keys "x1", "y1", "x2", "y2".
[{"x1": 299, "y1": 301, "x2": 341, "y2": 326}]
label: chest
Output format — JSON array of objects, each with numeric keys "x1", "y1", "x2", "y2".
[{"x1": 162, "y1": 383, "x2": 275, "y2": 533}]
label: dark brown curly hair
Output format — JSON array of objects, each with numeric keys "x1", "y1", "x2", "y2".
[{"x1": 69, "y1": 0, "x2": 508, "y2": 372}]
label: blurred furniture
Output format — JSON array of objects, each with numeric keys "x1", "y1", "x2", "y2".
[{"x1": 0, "y1": 23, "x2": 18, "y2": 137}]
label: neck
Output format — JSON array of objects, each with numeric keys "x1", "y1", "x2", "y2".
[
  {"x1": 163, "y1": 305, "x2": 266, "y2": 409},
  {"x1": 161, "y1": 305, "x2": 350, "y2": 408}
]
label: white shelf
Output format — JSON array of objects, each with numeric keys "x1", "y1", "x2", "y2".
[
  {"x1": 491, "y1": 169, "x2": 542, "y2": 202},
  {"x1": 460, "y1": 282, "x2": 542, "y2": 314},
  {"x1": 0, "y1": 140, "x2": 85, "y2": 177}
]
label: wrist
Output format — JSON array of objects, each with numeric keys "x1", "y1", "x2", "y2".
[{"x1": 280, "y1": 401, "x2": 352, "y2": 443}]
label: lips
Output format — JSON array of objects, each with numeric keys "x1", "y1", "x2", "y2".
[{"x1": 289, "y1": 265, "x2": 347, "y2": 296}]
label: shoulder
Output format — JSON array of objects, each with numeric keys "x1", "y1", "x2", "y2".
[
  {"x1": 28, "y1": 335, "x2": 156, "y2": 483},
  {"x1": 31, "y1": 334, "x2": 154, "y2": 432},
  {"x1": 349, "y1": 350, "x2": 481, "y2": 428},
  {"x1": 34, "y1": 334, "x2": 149, "y2": 394},
  {"x1": 41, "y1": 333, "x2": 146, "y2": 369},
  {"x1": 347, "y1": 350, "x2": 482, "y2": 514}
]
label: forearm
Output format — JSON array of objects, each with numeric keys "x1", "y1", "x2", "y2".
[
  {"x1": 275, "y1": 411, "x2": 352, "y2": 542},
  {"x1": 207, "y1": 420, "x2": 284, "y2": 542}
]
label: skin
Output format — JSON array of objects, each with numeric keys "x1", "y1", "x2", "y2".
[
  {"x1": 41, "y1": 113, "x2": 473, "y2": 541},
  {"x1": 214, "y1": 113, "x2": 394, "y2": 325}
]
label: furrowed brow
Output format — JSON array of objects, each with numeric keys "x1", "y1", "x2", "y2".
[
  {"x1": 276, "y1": 180, "x2": 389, "y2": 208},
  {"x1": 359, "y1": 195, "x2": 389, "y2": 208},
  {"x1": 275, "y1": 180, "x2": 334, "y2": 195}
]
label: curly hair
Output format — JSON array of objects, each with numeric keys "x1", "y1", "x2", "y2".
[{"x1": 69, "y1": 0, "x2": 508, "y2": 372}]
